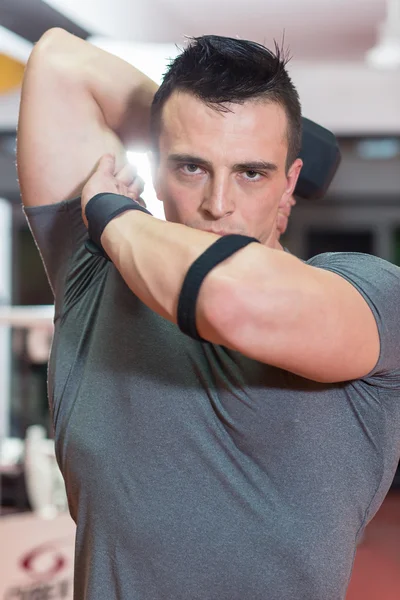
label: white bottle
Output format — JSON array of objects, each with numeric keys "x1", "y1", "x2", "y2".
[{"x1": 24, "y1": 425, "x2": 57, "y2": 519}]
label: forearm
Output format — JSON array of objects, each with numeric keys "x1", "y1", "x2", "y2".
[
  {"x1": 100, "y1": 211, "x2": 252, "y2": 345},
  {"x1": 100, "y1": 208, "x2": 340, "y2": 382},
  {"x1": 32, "y1": 28, "x2": 158, "y2": 148}
]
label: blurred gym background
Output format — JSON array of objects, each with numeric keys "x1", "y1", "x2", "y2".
[{"x1": 0, "y1": 0, "x2": 399, "y2": 598}]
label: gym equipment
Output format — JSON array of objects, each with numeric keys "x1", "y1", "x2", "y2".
[{"x1": 295, "y1": 117, "x2": 341, "y2": 200}]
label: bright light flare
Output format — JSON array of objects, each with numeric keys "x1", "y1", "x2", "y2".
[{"x1": 127, "y1": 152, "x2": 165, "y2": 220}]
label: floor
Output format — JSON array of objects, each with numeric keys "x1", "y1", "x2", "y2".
[{"x1": 346, "y1": 491, "x2": 400, "y2": 600}]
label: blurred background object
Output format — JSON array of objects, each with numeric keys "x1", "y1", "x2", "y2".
[
  {"x1": 24, "y1": 425, "x2": 67, "y2": 519},
  {"x1": 0, "y1": 1, "x2": 399, "y2": 599},
  {"x1": 0, "y1": 53, "x2": 24, "y2": 93},
  {"x1": 366, "y1": 0, "x2": 400, "y2": 68}
]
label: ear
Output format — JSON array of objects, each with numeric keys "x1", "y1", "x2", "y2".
[{"x1": 278, "y1": 158, "x2": 303, "y2": 209}]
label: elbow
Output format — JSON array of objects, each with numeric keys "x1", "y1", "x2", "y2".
[
  {"x1": 28, "y1": 28, "x2": 80, "y2": 75},
  {"x1": 23, "y1": 29, "x2": 90, "y2": 99},
  {"x1": 31, "y1": 28, "x2": 71, "y2": 59},
  {"x1": 37, "y1": 27, "x2": 70, "y2": 44}
]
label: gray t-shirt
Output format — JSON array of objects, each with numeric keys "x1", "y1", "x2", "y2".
[{"x1": 25, "y1": 197, "x2": 400, "y2": 600}]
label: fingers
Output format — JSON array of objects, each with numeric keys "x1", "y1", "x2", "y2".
[
  {"x1": 99, "y1": 156, "x2": 138, "y2": 186},
  {"x1": 115, "y1": 163, "x2": 137, "y2": 186},
  {"x1": 134, "y1": 195, "x2": 147, "y2": 209},
  {"x1": 98, "y1": 154, "x2": 116, "y2": 175},
  {"x1": 96, "y1": 155, "x2": 145, "y2": 204},
  {"x1": 115, "y1": 162, "x2": 145, "y2": 201},
  {"x1": 116, "y1": 162, "x2": 145, "y2": 201},
  {"x1": 276, "y1": 212, "x2": 289, "y2": 236},
  {"x1": 128, "y1": 175, "x2": 145, "y2": 197},
  {"x1": 276, "y1": 195, "x2": 296, "y2": 237}
]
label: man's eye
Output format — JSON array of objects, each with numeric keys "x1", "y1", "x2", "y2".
[
  {"x1": 243, "y1": 170, "x2": 262, "y2": 181},
  {"x1": 182, "y1": 164, "x2": 201, "y2": 174}
]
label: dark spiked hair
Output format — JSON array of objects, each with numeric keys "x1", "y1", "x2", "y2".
[{"x1": 150, "y1": 35, "x2": 302, "y2": 169}]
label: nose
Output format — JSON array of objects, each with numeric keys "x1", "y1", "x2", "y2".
[{"x1": 200, "y1": 174, "x2": 235, "y2": 220}]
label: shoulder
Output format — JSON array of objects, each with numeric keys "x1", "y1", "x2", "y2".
[
  {"x1": 24, "y1": 196, "x2": 98, "y2": 312},
  {"x1": 306, "y1": 251, "x2": 400, "y2": 289},
  {"x1": 307, "y1": 250, "x2": 398, "y2": 269},
  {"x1": 307, "y1": 252, "x2": 400, "y2": 379}
]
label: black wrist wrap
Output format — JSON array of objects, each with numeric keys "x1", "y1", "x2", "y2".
[
  {"x1": 177, "y1": 234, "x2": 260, "y2": 342},
  {"x1": 85, "y1": 193, "x2": 152, "y2": 260}
]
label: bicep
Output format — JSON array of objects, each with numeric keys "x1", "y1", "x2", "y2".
[
  {"x1": 211, "y1": 249, "x2": 380, "y2": 383},
  {"x1": 17, "y1": 44, "x2": 125, "y2": 208},
  {"x1": 269, "y1": 266, "x2": 380, "y2": 382}
]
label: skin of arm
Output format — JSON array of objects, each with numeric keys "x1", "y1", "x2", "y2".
[
  {"x1": 18, "y1": 31, "x2": 380, "y2": 386},
  {"x1": 82, "y1": 156, "x2": 380, "y2": 385},
  {"x1": 17, "y1": 28, "x2": 158, "y2": 207}
]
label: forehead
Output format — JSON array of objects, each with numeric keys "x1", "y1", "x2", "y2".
[{"x1": 158, "y1": 91, "x2": 289, "y2": 164}]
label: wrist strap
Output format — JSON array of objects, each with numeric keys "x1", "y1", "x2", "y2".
[
  {"x1": 177, "y1": 234, "x2": 260, "y2": 341},
  {"x1": 85, "y1": 193, "x2": 152, "y2": 260}
]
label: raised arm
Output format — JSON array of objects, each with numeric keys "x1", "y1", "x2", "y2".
[
  {"x1": 78, "y1": 157, "x2": 381, "y2": 384},
  {"x1": 17, "y1": 28, "x2": 158, "y2": 207}
]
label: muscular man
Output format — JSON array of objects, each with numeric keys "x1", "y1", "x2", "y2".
[{"x1": 18, "y1": 31, "x2": 400, "y2": 600}]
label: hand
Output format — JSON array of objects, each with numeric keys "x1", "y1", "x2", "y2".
[
  {"x1": 276, "y1": 195, "x2": 296, "y2": 241},
  {"x1": 81, "y1": 154, "x2": 145, "y2": 227}
]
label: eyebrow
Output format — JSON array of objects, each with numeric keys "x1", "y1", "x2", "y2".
[
  {"x1": 234, "y1": 161, "x2": 278, "y2": 173},
  {"x1": 168, "y1": 154, "x2": 212, "y2": 169},
  {"x1": 167, "y1": 153, "x2": 278, "y2": 173}
]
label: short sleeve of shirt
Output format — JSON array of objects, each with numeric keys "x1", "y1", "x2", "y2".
[
  {"x1": 23, "y1": 198, "x2": 107, "y2": 320},
  {"x1": 307, "y1": 252, "x2": 400, "y2": 382}
]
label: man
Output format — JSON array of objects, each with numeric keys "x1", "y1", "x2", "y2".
[{"x1": 18, "y1": 30, "x2": 400, "y2": 600}]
